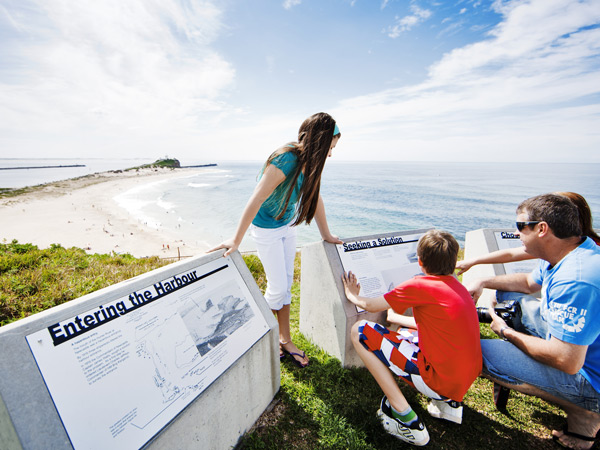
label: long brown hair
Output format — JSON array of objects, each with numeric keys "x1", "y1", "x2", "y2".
[
  {"x1": 556, "y1": 192, "x2": 600, "y2": 245},
  {"x1": 263, "y1": 112, "x2": 340, "y2": 225}
]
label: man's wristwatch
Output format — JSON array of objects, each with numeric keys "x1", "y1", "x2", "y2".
[{"x1": 500, "y1": 326, "x2": 510, "y2": 341}]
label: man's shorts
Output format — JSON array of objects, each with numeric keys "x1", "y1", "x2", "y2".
[
  {"x1": 484, "y1": 292, "x2": 600, "y2": 412},
  {"x1": 357, "y1": 320, "x2": 448, "y2": 401}
]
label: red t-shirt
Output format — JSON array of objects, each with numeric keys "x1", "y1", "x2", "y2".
[{"x1": 384, "y1": 275, "x2": 482, "y2": 401}]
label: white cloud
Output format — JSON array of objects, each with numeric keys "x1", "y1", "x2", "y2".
[
  {"x1": 0, "y1": 0, "x2": 236, "y2": 154},
  {"x1": 334, "y1": 0, "x2": 600, "y2": 162},
  {"x1": 2, "y1": 0, "x2": 599, "y2": 163},
  {"x1": 283, "y1": 0, "x2": 302, "y2": 10},
  {"x1": 385, "y1": 4, "x2": 432, "y2": 38},
  {"x1": 437, "y1": 20, "x2": 465, "y2": 38}
]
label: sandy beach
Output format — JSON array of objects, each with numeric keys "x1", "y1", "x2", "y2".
[{"x1": 0, "y1": 168, "x2": 213, "y2": 258}]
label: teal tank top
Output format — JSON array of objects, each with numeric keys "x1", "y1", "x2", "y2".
[{"x1": 252, "y1": 150, "x2": 304, "y2": 228}]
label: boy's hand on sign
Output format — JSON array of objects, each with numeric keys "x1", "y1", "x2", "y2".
[{"x1": 342, "y1": 271, "x2": 361, "y2": 300}]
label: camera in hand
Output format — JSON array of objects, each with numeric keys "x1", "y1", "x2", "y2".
[{"x1": 477, "y1": 300, "x2": 522, "y2": 329}]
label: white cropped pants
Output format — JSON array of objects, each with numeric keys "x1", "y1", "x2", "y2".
[{"x1": 250, "y1": 223, "x2": 297, "y2": 311}]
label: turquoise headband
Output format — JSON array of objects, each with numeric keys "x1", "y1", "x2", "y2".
[{"x1": 333, "y1": 123, "x2": 340, "y2": 136}]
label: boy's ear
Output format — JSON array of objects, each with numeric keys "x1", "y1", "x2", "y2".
[{"x1": 417, "y1": 256, "x2": 423, "y2": 268}]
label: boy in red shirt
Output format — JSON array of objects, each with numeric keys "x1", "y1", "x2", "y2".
[{"x1": 342, "y1": 230, "x2": 482, "y2": 447}]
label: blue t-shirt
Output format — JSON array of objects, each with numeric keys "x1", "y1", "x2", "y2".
[
  {"x1": 532, "y1": 237, "x2": 600, "y2": 391},
  {"x1": 252, "y1": 151, "x2": 304, "y2": 229}
]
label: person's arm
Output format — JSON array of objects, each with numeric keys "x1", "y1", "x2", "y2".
[
  {"x1": 387, "y1": 309, "x2": 417, "y2": 329},
  {"x1": 314, "y1": 194, "x2": 342, "y2": 244},
  {"x1": 488, "y1": 301, "x2": 587, "y2": 374},
  {"x1": 466, "y1": 272, "x2": 540, "y2": 302},
  {"x1": 342, "y1": 271, "x2": 389, "y2": 313},
  {"x1": 456, "y1": 247, "x2": 535, "y2": 275},
  {"x1": 207, "y1": 164, "x2": 286, "y2": 257}
]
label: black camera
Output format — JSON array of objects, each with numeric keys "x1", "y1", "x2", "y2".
[{"x1": 476, "y1": 300, "x2": 522, "y2": 329}]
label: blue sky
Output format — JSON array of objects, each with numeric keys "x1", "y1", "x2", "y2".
[{"x1": 1, "y1": 0, "x2": 599, "y2": 162}]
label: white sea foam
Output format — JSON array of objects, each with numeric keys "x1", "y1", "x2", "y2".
[
  {"x1": 156, "y1": 196, "x2": 175, "y2": 211},
  {"x1": 113, "y1": 180, "x2": 173, "y2": 230}
]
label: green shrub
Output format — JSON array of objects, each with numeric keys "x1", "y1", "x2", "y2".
[{"x1": 0, "y1": 240, "x2": 169, "y2": 326}]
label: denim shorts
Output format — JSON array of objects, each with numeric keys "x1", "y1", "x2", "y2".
[
  {"x1": 483, "y1": 290, "x2": 600, "y2": 412},
  {"x1": 496, "y1": 290, "x2": 547, "y2": 338}
]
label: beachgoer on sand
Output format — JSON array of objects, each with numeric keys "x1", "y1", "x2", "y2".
[{"x1": 209, "y1": 112, "x2": 342, "y2": 368}]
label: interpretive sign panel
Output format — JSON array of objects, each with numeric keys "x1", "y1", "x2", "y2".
[
  {"x1": 300, "y1": 229, "x2": 431, "y2": 367},
  {"x1": 25, "y1": 255, "x2": 269, "y2": 450},
  {"x1": 492, "y1": 230, "x2": 537, "y2": 274},
  {"x1": 335, "y1": 232, "x2": 425, "y2": 308}
]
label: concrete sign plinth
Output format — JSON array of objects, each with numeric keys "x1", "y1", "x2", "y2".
[
  {"x1": 300, "y1": 230, "x2": 430, "y2": 368},
  {"x1": 0, "y1": 251, "x2": 279, "y2": 450}
]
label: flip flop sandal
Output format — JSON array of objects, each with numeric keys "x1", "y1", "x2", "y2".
[
  {"x1": 553, "y1": 425, "x2": 597, "y2": 448},
  {"x1": 280, "y1": 341, "x2": 309, "y2": 368}
]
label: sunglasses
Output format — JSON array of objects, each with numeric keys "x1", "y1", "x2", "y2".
[{"x1": 516, "y1": 221, "x2": 541, "y2": 232}]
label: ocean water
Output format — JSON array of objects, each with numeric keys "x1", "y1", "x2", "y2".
[
  {"x1": 0, "y1": 158, "x2": 155, "y2": 188},
  {"x1": 112, "y1": 160, "x2": 600, "y2": 251},
  {"x1": 3, "y1": 159, "x2": 599, "y2": 251}
]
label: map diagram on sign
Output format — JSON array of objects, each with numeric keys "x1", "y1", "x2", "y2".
[
  {"x1": 25, "y1": 256, "x2": 270, "y2": 450},
  {"x1": 178, "y1": 280, "x2": 255, "y2": 356},
  {"x1": 130, "y1": 279, "x2": 257, "y2": 417}
]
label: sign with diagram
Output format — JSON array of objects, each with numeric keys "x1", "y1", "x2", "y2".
[{"x1": 26, "y1": 255, "x2": 269, "y2": 450}]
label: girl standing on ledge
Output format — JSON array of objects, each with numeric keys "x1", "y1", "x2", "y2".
[{"x1": 209, "y1": 112, "x2": 342, "y2": 368}]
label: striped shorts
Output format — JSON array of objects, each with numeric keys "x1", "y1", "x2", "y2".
[{"x1": 357, "y1": 320, "x2": 448, "y2": 401}]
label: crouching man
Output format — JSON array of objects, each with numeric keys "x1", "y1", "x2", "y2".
[{"x1": 467, "y1": 194, "x2": 600, "y2": 449}]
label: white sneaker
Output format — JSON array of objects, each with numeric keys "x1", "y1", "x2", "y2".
[
  {"x1": 427, "y1": 399, "x2": 463, "y2": 424},
  {"x1": 377, "y1": 396, "x2": 430, "y2": 446}
]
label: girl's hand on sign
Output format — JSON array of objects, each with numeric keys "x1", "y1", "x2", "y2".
[
  {"x1": 207, "y1": 238, "x2": 239, "y2": 257},
  {"x1": 322, "y1": 233, "x2": 343, "y2": 245}
]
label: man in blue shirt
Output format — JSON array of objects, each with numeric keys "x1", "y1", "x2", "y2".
[{"x1": 468, "y1": 193, "x2": 600, "y2": 450}]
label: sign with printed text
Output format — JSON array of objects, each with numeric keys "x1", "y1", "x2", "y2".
[
  {"x1": 336, "y1": 233, "x2": 426, "y2": 309},
  {"x1": 493, "y1": 231, "x2": 538, "y2": 274},
  {"x1": 26, "y1": 256, "x2": 269, "y2": 450}
]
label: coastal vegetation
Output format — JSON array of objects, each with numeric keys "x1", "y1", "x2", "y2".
[
  {"x1": 0, "y1": 240, "x2": 169, "y2": 326},
  {"x1": 135, "y1": 158, "x2": 181, "y2": 169},
  {"x1": 0, "y1": 242, "x2": 564, "y2": 448},
  {"x1": 0, "y1": 159, "x2": 180, "y2": 199},
  {"x1": 0, "y1": 186, "x2": 37, "y2": 198}
]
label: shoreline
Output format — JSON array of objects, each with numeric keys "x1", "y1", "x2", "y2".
[{"x1": 0, "y1": 168, "x2": 214, "y2": 258}]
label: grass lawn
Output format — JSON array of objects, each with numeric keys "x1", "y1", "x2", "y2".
[
  {"x1": 0, "y1": 243, "x2": 567, "y2": 449},
  {"x1": 238, "y1": 253, "x2": 566, "y2": 450}
]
